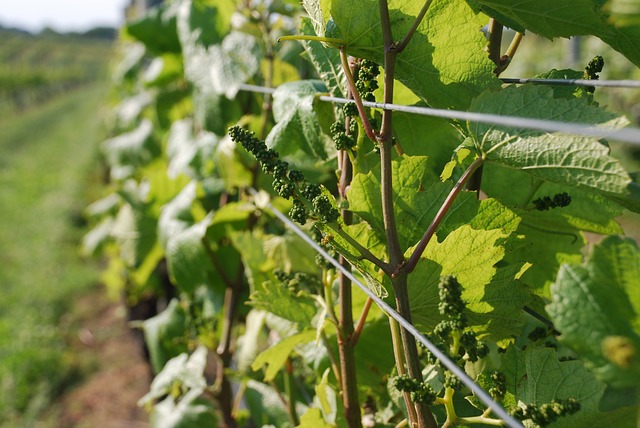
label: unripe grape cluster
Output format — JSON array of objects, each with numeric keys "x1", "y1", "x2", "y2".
[{"x1": 228, "y1": 126, "x2": 340, "y2": 225}]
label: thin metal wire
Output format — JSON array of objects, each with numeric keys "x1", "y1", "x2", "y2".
[
  {"x1": 237, "y1": 84, "x2": 640, "y2": 145},
  {"x1": 248, "y1": 187, "x2": 525, "y2": 428},
  {"x1": 321, "y1": 95, "x2": 640, "y2": 145},
  {"x1": 500, "y1": 77, "x2": 640, "y2": 88}
]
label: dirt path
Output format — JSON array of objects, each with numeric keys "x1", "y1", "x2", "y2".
[{"x1": 54, "y1": 287, "x2": 152, "y2": 428}]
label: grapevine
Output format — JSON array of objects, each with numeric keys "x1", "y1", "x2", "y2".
[{"x1": 83, "y1": 1, "x2": 640, "y2": 427}]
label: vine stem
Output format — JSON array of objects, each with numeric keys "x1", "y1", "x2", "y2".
[
  {"x1": 284, "y1": 358, "x2": 300, "y2": 425},
  {"x1": 488, "y1": 19, "x2": 504, "y2": 71},
  {"x1": 401, "y1": 157, "x2": 484, "y2": 275},
  {"x1": 389, "y1": 318, "x2": 419, "y2": 426},
  {"x1": 348, "y1": 297, "x2": 373, "y2": 347},
  {"x1": 396, "y1": 0, "x2": 434, "y2": 53},
  {"x1": 378, "y1": 0, "x2": 437, "y2": 426},
  {"x1": 340, "y1": 48, "x2": 378, "y2": 142},
  {"x1": 329, "y1": 226, "x2": 390, "y2": 274},
  {"x1": 337, "y1": 125, "x2": 363, "y2": 427}
]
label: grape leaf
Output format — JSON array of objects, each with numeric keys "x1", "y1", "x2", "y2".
[
  {"x1": 158, "y1": 181, "x2": 199, "y2": 250},
  {"x1": 266, "y1": 80, "x2": 333, "y2": 160},
  {"x1": 165, "y1": 214, "x2": 213, "y2": 294},
  {"x1": 547, "y1": 236, "x2": 640, "y2": 388},
  {"x1": 348, "y1": 156, "x2": 470, "y2": 249},
  {"x1": 501, "y1": 346, "x2": 638, "y2": 427},
  {"x1": 176, "y1": 0, "x2": 234, "y2": 48},
  {"x1": 483, "y1": 164, "x2": 624, "y2": 236},
  {"x1": 328, "y1": 0, "x2": 500, "y2": 110},
  {"x1": 251, "y1": 329, "x2": 317, "y2": 382},
  {"x1": 139, "y1": 346, "x2": 208, "y2": 406},
  {"x1": 300, "y1": 17, "x2": 347, "y2": 98},
  {"x1": 469, "y1": 85, "x2": 638, "y2": 211},
  {"x1": 126, "y1": 2, "x2": 181, "y2": 54},
  {"x1": 249, "y1": 283, "x2": 318, "y2": 327},
  {"x1": 151, "y1": 390, "x2": 219, "y2": 428},
  {"x1": 111, "y1": 203, "x2": 158, "y2": 268},
  {"x1": 408, "y1": 225, "x2": 530, "y2": 343},
  {"x1": 347, "y1": 156, "x2": 517, "y2": 252},
  {"x1": 143, "y1": 299, "x2": 190, "y2": 373},
  {"x1": 466, "y1": 0, "x2": 640, "y2": 66},
  {"x1": 102, "y1": 119, "x2": 156, "y2": 180},
  {"x1": 210, "y1": 32, "x2": 263, "y2": 98},
  {"x1": 507, "y1": 224, "x2": 585, "y2": 297},
  {"x1": 393, "y1": 112, "x2": 463, "y2": 171},
  {"x1": 298, "y1": 408, "x2": 332, "y2": 428},
  {"x1": 244, "y1": 380, "x2": 297, "y2": 428}
]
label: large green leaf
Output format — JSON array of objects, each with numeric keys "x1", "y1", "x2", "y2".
[
  {"x1": 249, "y1": 283, "x2": 318, "y2": 327},
  {"x1": 176, "y1": 0, "x2": 234, "y2": 48},
  {"x1": 143, "y1": 299, "x2": 190, "y2": 373},
  {"x1": 347, "y1": 155, "x2": 500, "y2": 251},
  {"x1": 244, "y1": 380, "x2": 296, "y2": 428},
  {"x1": 266, "y1": 80, "x2": 333, "y2": 160},
  {"x1": 150, "y1": 390, "x2": 219, "y2": 428},
  {"x1": 469, "y1": 85, "x2": 638, "y2": 211},
  {"x1": 166, "y1": 120, "x2": 218, "y2": 179},
  {"x1": 547, "y1": 236, "x2": 640, "y2": 388},
  {"x1": 393, "y1": 112, "x2": 463, "y2": 171},
  {"x1": 408, "y1": 225, "x2": 530, "y2": 343},
  {"x1": 483, "y1": 164, "x2": 625, "y2": 236},
  {"x1": 111, "y1": 203, "x2": 158, "y2": 268},
  {"x1": 139, "y1": 346, "x2": 208, "y2": 406},
  {"x1": 158, "y1": 181, "x2": 199, "y2": 250},
  {"x1": 299, "y1": 17, "x2": 347, "y2": 98},
  {"x1": 210, "y1": 32, "x2": 263, "y2": 98},
  {"x1": 328, "y1": 0, "x2": 500, "y2": 109},
  {"x1": 467, "y1": 0, "x2": 640, "y2": 66},
  {"x1": 501, "y1": 346, "x2": 638, "y2": 427},
  {"x1": 506, "y1": 224, "x2": 585, "y2": 296},
  {"x1": 165, "y1": 215, "x2": 213, "y2": 294},
  {"x1": 126, "y1": 2, "x2": 181, "y2": 54},
  {"x1": 251, "y1": 329, "x2": 317, "y2": 382},
  {"x1": 102, "y1": 119, "x2": 157, "y2": 181}
]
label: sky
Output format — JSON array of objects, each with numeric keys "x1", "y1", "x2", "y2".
[{"x1": 0, "y1": 0, "x2": 130, "y2": 32}]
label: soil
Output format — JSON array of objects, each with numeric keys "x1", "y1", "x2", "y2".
[{"x1": 54, "y1": 287, "x2": 152, "y2": 428}]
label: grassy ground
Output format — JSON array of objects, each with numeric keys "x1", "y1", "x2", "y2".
[{"x1": 0, "y1": 84, "x2": 110, "y2": 425}]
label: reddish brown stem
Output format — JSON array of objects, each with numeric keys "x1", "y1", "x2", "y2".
[{"x1": 401, "y1": 157, "x2": 484, "y2": 275}]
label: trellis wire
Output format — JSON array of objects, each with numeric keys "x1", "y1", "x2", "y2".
[
  {"x1": 321, "y1": 95, "x2": 640, "y2": 145},
  {"x1": 500, "y1": 77, "x2": 640, "y2": 88},
  {"x1": 248, "y1": 187, "x2": 525, "y2": 428},
  {"x1": 237, "y1": 83, "x2": 640, "y2": 145}
]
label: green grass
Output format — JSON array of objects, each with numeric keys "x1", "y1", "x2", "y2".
[{"x1": 0, "y1": 83, "x2": 109, "y2": 425}]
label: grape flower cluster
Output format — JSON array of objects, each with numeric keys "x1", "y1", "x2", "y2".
[
  {"x1": 584, "y1": 55, "x2": 604, "y2": 93},
  {"x1": 274, "y1": 268, "x2": 321, "y2": 293},
  {"x1": 511, "y1": 398, "x2": 581, "y2": 427},
  {"x1": 532, "y1": 192, "x2": 571, "y2": 211},
  {"x1": 228, "y1": 126, "x2": 339, "y2": 225},
  {"x1": 342, "y1": 59, "x2": 380, "y2": 117},
  {"x1": 423, "y1": 276, "x2": 489, "y2": 391},
  {"x1": 329, "y1": 120, "x2": 356, "y2": 151},
  {"x1": 393, "y1": 374, "x2": 436, "y2": 404}
]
